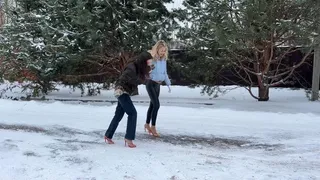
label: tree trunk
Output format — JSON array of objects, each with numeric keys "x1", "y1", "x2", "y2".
[
  {"x1": 257, "y1": 44, "x2": 271, "y2": 101},
  {"x1": 258, "y1": 85, "x2": 269, "y2": 101}
]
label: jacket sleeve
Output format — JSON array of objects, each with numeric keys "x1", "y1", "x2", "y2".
[{"x1": 118, "y1": 65, "x2": 139, "y2": 86}]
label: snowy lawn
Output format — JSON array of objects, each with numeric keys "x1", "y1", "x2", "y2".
[{"x1": 1, "y1": 84, "x2": 320, "y2": 180}]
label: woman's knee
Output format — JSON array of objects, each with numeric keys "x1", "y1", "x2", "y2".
[
  {"x1": 153, "y1": 101, "x2": 160, "y2": 110},
  {"x1": 127, "y1": 108, "x2": 137, "y2": 117}
]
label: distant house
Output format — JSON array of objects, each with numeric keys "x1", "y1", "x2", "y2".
[{"x1": 168, "y1": 40, "x2": 186, "y2": 50}]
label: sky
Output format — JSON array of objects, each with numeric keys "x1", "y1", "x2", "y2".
[{"x1": 166, "y1": 0, "x2": 184, "y2": 11}]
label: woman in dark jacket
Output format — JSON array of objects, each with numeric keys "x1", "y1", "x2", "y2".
[{"x1": 104, "y1": 51, "x2": 153, "y2": 148}]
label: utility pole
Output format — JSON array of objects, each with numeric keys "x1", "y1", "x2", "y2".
[{"x1": 311, "y1": 46, "x2": 320, "y2": 101}]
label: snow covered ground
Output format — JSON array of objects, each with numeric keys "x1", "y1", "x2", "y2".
[{"x1": 1, "y1": 83, "x2": 320, "y2": 180}]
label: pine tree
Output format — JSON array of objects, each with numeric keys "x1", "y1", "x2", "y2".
[
  {"x1": 57, "y1": 0, "x2": 176, "y2": 87},
  {"x1": 0, "y1": 0, "x2": 176, "y2": 95},
  {"x1": 120, "y1": 0, "x2": 175, "y2": 50},
  {"x1": 174, "y1": 0, "x2": 229, "y2": 95},
  {"x1": 177, "y1": 0, "x2": 320, "y2": 101},
  {"x1": 0, "y1": 0, "x2": 72, "y2": 95}
]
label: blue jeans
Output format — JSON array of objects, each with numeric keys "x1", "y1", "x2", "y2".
[{"x1": 105, "y1": 94, "x2": 137, "y2": 140}]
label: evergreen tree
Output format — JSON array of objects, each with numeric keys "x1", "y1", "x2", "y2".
[
  {"x1": 0, "y1": 0, "x2": 72, "y2": 95},
  {"x1": 120, "y1": 0, "x2": 175, "y2": 50},
  {"x1": 59, "y1": 0, "x2": 176, "y2": 87},
  {"x1": 177, "y1": 0, "x2": 320, "y2": 101},
  {"x1": 0, "y1": 0, "x2": 176, "y2": 96}
]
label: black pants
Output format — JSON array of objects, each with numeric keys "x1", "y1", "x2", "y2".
[
  {"x1": 105, "y1": 94, "x2": 137, "y2": 140},
  {"x1": 146, "y1": 80, "x2": 161, "y2": 126}
]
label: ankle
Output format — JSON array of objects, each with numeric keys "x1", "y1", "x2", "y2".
[
  {"x1": 150, "y1": 126, "x2": 160, "y2": 137},
  {"x1": 150, "y1": 126, "x2": 157, "y2": 132},
  {"x1": 124, "y1": 139, "x2": 136, "y2": 148}
]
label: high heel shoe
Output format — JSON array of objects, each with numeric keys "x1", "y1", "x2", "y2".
[
  {"x1": 150, "y1": 126, "x2": 160, "y2": 137},
  {"x1": 104, "y1": 136, "x2": 114, "y2": 144},
  {"x1": 144, "y1": 123, "x2": 153, "y2": 135},
  {"x1": 124, "y1": 139, "x2": 136, "y2": 148}
]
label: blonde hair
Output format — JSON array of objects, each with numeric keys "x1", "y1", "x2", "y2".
[{"x1": 149, "y1": 40, "x2": 169, "y2": 60}]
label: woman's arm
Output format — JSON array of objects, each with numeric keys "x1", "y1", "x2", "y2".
[{"x1": 164, "y1": 60, "x2": 171, "y2": 86}]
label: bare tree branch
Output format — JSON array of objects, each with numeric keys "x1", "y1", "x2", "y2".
[
  {"x1": 244, "y1": 86, "x2": 259, "y2": 100},
  {"x1": 264, "y1": 33, "x2": 275, "y2": 74},
  {"x1": 268, "y1": 48, "x2": 313, "y2": 86}
]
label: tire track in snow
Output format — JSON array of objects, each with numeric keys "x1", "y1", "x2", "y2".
[{"x1": 0, "y1": 123, "x2": 282, "y2": 150}]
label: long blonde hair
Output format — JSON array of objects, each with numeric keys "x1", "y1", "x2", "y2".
[{"x1": 149, "y1": 40, "x2": 169, "y2": 60}]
